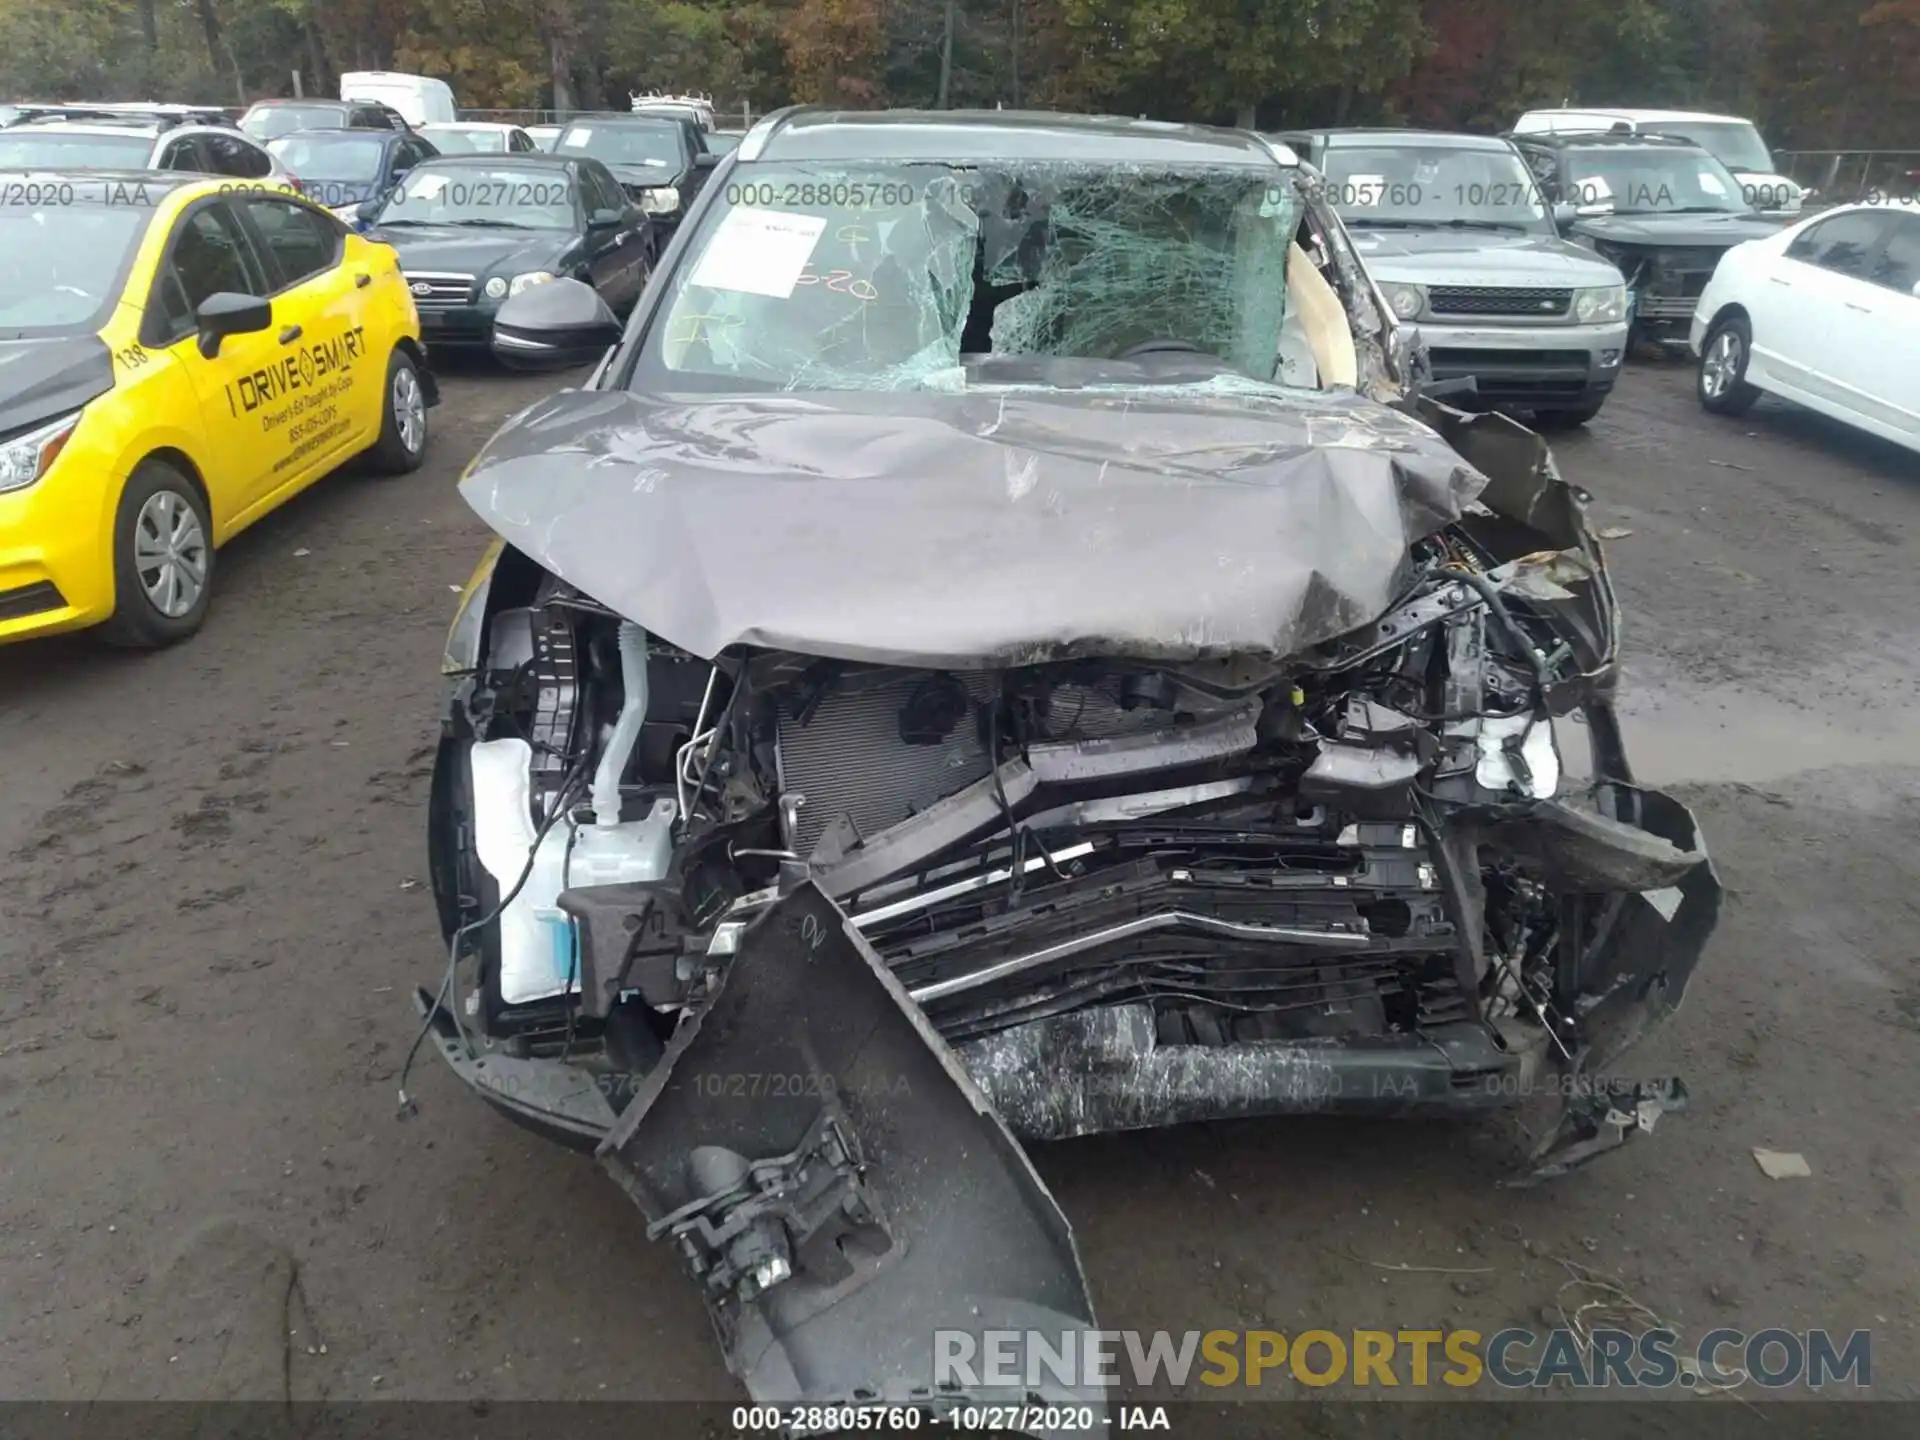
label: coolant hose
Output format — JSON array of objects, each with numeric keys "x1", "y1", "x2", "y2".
[{"x1": 591, "y1": 621, "x2": 649, "y2": 825}]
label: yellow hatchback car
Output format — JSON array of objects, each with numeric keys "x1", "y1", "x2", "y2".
[{"x1": 0, "y1": 169, "x2": 436, "y2": 648}]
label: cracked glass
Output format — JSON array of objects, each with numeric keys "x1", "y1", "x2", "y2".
[{"x1": 642, "y1": 163, "x2": 1302, "y2": 392}]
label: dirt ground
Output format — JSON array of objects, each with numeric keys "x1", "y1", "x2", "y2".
[{"x1": 2, "y1": 359, "x2": 1916, "y2": 1424}]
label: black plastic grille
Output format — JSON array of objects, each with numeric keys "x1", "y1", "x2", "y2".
[{"x1": 1428, "y1": 286, "x2": 1572, "y2": 317}]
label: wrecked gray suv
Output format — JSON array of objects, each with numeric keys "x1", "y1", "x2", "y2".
[{"x1": 417, "y1": 108, "x2": 1720, "y2": 1423}]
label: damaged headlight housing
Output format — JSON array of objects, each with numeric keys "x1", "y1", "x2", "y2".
[
  {"x1": 640, "y1": 186, "x2": 680, "y2": 216},
  {"x1": 1571, "y1": 284, "x2": 1628, "y2": 323},
  {"x1": 0, "y1": 410, "x2": 81, "y2": 494},
  {"x1": 1379, "y1": 281, "x2": 1425, "y2": 321}
]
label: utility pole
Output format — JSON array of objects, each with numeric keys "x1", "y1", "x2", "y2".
[
  {"x1": 937, "y1": 0, "x2": 956, "y2": 109},
  {"x1": 1010, "y1": 0, "x2": 1021, "y2": 108}
]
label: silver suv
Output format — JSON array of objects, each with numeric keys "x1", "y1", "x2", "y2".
[
  {"x1": 1277, "y1": 127, "x2": 1630, "y2": 427},
  {"x1": 0, "y1": 111, "x2": 289, "y2": 186}
]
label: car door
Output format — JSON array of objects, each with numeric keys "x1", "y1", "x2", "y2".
[
  {"x1": 579, "y1": 161, "x2": 650, "y2": 307},
  {"x1": 1858, "y1": 213, "x2": 1920, "y2": 438},
  {"x1": 139, "y1": 198, "x2": 282, "y2": 532},
  {"x1": 228, "y1": 193, "x2": 380, "y2": 509},
  {"x1": 1762, "y1": 209, "x2": 1896, "y2": 416}
]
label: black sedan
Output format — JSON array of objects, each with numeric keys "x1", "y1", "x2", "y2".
[
  {"x1": 267, "y1": 126, "x2": 439, "y2": 214},
  {"x1": 359, "y1": 153, "x2": 655, "y2": 350}
]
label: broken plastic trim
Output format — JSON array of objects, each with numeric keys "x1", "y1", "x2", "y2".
[{"x1": 596, "y1": 882, "x2": 1106, "y2": 1420}]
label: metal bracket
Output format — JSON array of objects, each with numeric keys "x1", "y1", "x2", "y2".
[
  {"x1": 647, "y1": 1101, "x2": 891, "y2": 1306},
  {"x1": 1510, "y1": 1075, "x2": 1690, "y2": 1185}
]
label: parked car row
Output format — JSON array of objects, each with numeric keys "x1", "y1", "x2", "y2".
[
  {"x1": 1275, "y1": 122, "x2": 1798, "y2": 424},
  {"x1": 1272, "y1": 111, "x2": 1916, "y2": 450}
]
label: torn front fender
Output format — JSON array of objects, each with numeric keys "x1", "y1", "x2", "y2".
[{"x1": 597, "y1": 882, "x2": 1106, "y2": 1429}]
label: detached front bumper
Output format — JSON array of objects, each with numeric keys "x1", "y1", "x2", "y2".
[{"x1": 1415, "y1": 317, "x2": 1627, "y2": 410}]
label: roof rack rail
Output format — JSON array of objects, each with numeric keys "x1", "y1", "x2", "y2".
[{"x1": 6, "y1": 103, "x2": 235, "y2": 130}]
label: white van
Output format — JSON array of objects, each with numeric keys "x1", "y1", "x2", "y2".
[
  {"x1": 1511, "y1": 108, "x2": 1804, "y2": 218},
  {"x1": 339, "y1": 71, "x2": 456, "y2": 127}
]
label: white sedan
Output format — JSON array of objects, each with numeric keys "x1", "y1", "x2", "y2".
[
  {"x1": 417, "y1": 121, "x2": 538, "y2": 155},
  {"x1": 1691, "y1": 201, "x2": 1920, "y2": 452}
]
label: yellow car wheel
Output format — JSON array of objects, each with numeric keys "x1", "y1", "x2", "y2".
[
  {"x1": 368, "y1": 348, "x2": 429, "y2": 475},
  {"x1": 96, "y1": 459, "x2": 216, "y2": 649}
]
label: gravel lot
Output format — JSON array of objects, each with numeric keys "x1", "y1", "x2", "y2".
[{"x1": 2, "y1": 358, "x2": 1916, "y2": 1423}]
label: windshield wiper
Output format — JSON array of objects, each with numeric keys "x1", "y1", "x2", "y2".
[
  {"x1": 441, "y1": 218, "x2": 527, "y2": 229},
  {"x1": 1345, "y1": 217, "x2": 1532, "y2": 233},
  {"x1": 1433, "y1": 218, "x2": 1533, "y2": 232}
]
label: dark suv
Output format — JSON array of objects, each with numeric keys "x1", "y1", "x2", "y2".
[
  {"x1": 417, "y1": 106, "x2": 1720, "y2": 1421},
  {"x1": 238, "y1": 98, "x2": 411, "y2": 142},
  {"x1": 1507, "y1": 129, "x2": 1787, "y2": 348},
  {"x1": 551, "y1": 114, "x2": 714, "y2": 231}
]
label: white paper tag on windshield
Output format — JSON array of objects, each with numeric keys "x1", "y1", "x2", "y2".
[
  {"x1": 561, "y1": 128, "x2": 591, "y2": 146},
  {"x1": 408, "y1": 173, "x2": 448, "y2": 199},
  {"x1": 688, "y1": 206, "x2": 827, "y2": 298},
  {"x1": 1697, "y1": 169, "x2": 1728, "y2": 195},
  {"x1": 1347, "y1": 174, "x2": 1387, "y2": 204}
]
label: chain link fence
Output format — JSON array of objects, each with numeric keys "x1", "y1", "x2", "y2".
[{"x1": 1776, "y1": 150, "x2": 1920, "y2": 203}]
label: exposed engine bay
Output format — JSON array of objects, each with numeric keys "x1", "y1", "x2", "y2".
[{"x1": 421, "y1": 389, "x2": 1719, "y2": 1422}]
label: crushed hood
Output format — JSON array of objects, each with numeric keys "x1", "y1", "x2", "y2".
[{"x1": 458, "y1": 368, "x2": 1488, "y2": 668}]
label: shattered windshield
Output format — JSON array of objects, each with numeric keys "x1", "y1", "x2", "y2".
[
  {"x1": 635, "y1": 163, "x2": 1301, "y2": 392},
  {"x1": 1564, "y1": 148, "x2": 1752, "y2": 215},
  {"x1": 1319, "y1": 143, "x2": 1553, "y2": 233}
]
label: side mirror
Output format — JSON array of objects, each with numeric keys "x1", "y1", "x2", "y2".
[
  {"x1": 1911, "y1": 280, "x2": 1920, "y2": 299},
  {"x1": 195, "y1": 291, "x2": 270, "y2": 358},
  {"x1": 588, "y1": 207, "x2": 623, "y2": 230},
  {"x1": 1551, "y1": 202, "x2": 1576, "y2": 228},
  {"x1": 491, "y1": 277, "x2": 622, "y2": 371},
  {"x1": 355, "y1": 198, "x2": 382, "y2": 225},
  {"x1": 693, "y1": 152, "x2": 720, "y2": 170}
]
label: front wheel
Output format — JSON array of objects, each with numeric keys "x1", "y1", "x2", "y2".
[
  {"x1": 1698, "y1": 316, "x2": 1760, "y2": 416},
  {"x1": 367, "y1": 347, "x2": 429, "y2": 474},
  {"x1": 95, "y1": 460, "x2": 215, "y2": 649}
]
